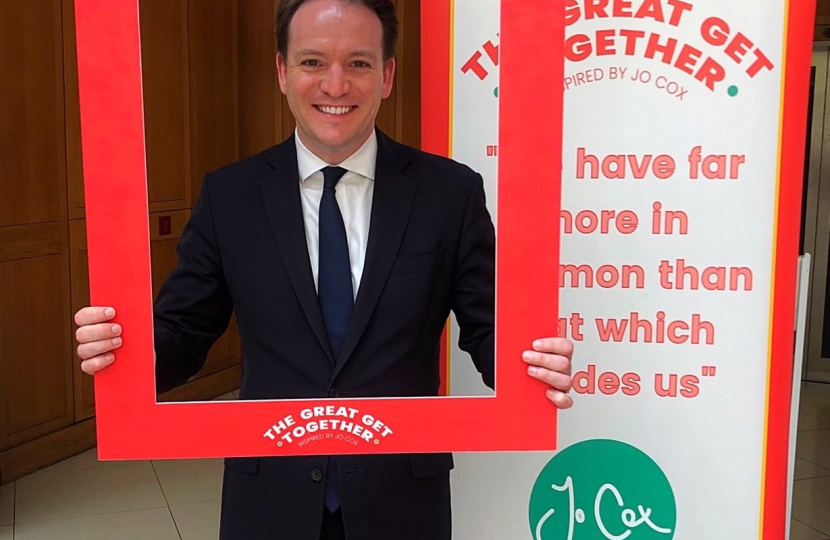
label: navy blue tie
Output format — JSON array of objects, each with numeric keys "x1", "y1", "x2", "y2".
[{"x1": 319, "y1": 166, "x2": 352, "y2": 512}]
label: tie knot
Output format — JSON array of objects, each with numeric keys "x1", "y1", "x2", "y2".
[{"x1": 322, "y1": 166, "x2": 347, "y2": 190}]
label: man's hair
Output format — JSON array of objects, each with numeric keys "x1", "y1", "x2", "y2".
[{"x1": 275, "y1": 0, "x2": 399, "y2": 61}]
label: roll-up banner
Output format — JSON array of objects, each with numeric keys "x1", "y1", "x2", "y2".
[{"x1": 422, "y1": 0, "x2": 815, "y2": 538}]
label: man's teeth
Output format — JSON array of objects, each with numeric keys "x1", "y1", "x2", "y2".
[{"x1": 318, "y1": 106, "x2": 353, "y2": 115}]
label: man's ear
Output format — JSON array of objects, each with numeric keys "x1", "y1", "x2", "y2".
[{"x1": 276, "y1": 53, "x2": 288, "y2": 95}]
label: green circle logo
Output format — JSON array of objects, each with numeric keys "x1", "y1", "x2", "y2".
[{"x1": 529, "y1": 440, "x2": 676, "y2": 540}]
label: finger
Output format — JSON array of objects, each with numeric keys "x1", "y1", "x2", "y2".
[
  {"x1": 77, "y1": 336, "x2": 123, "y2": 361},
  {"x1": 546, "y1": 389, "x2": 574, "y2": 409},
  {"x1": 527, "y1": 366, "x2": 572, "y2": 392},
  {"x1": 74, "y1": 307, "x2": 116, "y2": 327},
  {"x1": 523, "y1": 351, "x2": 571, "y2": 375},
  {"x1": 76, "y1": 322, "x2": 123, "y2": 344},
  {"x1": 81, "y1": 352, "x2": 116, "y2": 375},
  {"x1": 531, "y1": 337, "x2": 574, "y2": 357}
]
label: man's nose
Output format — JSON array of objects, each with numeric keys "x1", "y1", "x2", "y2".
[{"x1": 320, "y1": 65, "x2": 350, "y2": 97}]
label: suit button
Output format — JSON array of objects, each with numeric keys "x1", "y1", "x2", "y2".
[
  {"x1": 311, "y1": 468, "x2": 323, "y2": 482},
  {"x1": 328, "y1": 388, "x2": 342, "y2": 398}
]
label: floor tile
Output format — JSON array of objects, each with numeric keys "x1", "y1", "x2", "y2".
[
  {"x1": 799, "y1": 387, "x2": 830, "y2": 422},
  {"x1": 33, "y1": 448, "x2": 137, "y2": 476},
  {"x1": 800, "y1": 413, "x2": 830, "y2": 432},
  {"x1": 15, "y1": 462, "x2": 166, "y2": 524},
  {"x1": 799, "y1": 402, "x2": 830, "y2": 422},
  {"x1": 791, "y1": 519, "x2": 829, "y2": 540},
  {"x1": 14, "y1": 507, "x2": 181, "y2": 540},
  {"x1": 0, "y1": 526, "x2": 11, "y2": 540},
  {"x1": 803, "y1": 382, "x2": 830, "y2": 396},
  {"x1": 171, "y1": 500, "x2": 221, "y2": 540},
  {"x1": 798, "y1": 429, "x2": 830, "y2": 469},
  {"x1": 794, "y1": 476, "x2": 830, "y2": 535},
  {"x1": 797, "y1": 458, "x2": 830, "y2": 481},
  {"x1": 0, "y1": 483, "x2": 12, "y2": 527},
  {"x1": 153, "y1": 458, "x2": 223, "y2": 506}
]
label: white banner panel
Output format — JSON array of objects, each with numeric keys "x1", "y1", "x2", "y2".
[{"x1": 435, "y1": 0, "x2": 811, "y2": 538}]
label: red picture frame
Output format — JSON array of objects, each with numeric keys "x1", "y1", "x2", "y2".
[
  {"x1": 74, "y1": 0, "x2": 564, "y2": 459},
  {"x1": 763, "y1": 1, "x2": 815, "y2": 536}
]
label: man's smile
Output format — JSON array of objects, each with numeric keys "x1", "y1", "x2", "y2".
[{"x1": 315, "y1": 105, "x2": 357, "y2": 115}]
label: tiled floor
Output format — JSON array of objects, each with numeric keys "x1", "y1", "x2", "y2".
[
  {"x1": 793, "y1": 382, "x2": 830, "y2": 539},
  {"x1": 0, "y1": 390, "x2": 237, "y2": 540},
  {"x1": 3, "y1": 385, "x2": 830, "y2": 538}
]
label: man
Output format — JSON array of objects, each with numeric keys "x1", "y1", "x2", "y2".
[{"x1": 74, "y1": 1, "x2": 574, "y2": 538}]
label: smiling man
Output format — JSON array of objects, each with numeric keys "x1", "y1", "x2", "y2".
[{"x1": 73, "y1": 1, "x2": 574, "y2": 539}]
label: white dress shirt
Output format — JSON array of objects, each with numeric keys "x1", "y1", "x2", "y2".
[{"x1": 295, "y1": 130, "x2": 377, "y2": 299}]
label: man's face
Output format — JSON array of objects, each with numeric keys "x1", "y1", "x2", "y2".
[{"x1": 277, "y1": 0, "x2": 395, "y2": 163}]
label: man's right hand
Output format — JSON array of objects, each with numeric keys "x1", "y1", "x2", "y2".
[{"x1": 75, "y1": 307, "x2": 123, "y2": 375}]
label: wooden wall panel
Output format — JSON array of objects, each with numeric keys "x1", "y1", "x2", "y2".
[
  {"x1": 374, "y1": 0, "x2": 398, "y2": 138},
  {"x1": 140, "y1": 0, "x2": 191, "y2": 212},
  {"x1": 0, "y1": 223, "x2": 63, "y2": 261},
  {"x1": 396, "y1": 0, "x2": 421, "y2": 148},
  {"x1": 0, "y1": 0, "x2": 68, "y2": 227},
  {"x1": 0, "y1": 225, "x2": 73, "y2": 450},
  {"x1": 0, "y1": 0, "x2": 74, "y2": 452},
  {"x1": 815, "y1": 0, "x2": 830, "y2": 41},
  {"x1": 276, "y1": 0, "x2": 295, "y2": 141},
  {"x1": 63, "y1": 0, "x2": 87, "y2": 220},
  {"x1": 0, "y1": 418, "x2": 96, "y2": 485},
  {"x1": 238, "y1": 0, "x2": 281, "y2": 157},
  {"x1": 69, "y1": 220, "x2": 95, "y2": 420},
  {"x1": 189, "y1": 0, "x2": 240, "y2": 204}
]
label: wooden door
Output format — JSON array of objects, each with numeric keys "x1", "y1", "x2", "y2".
[
  {"x1": 141, "y1": 0, "x2": 193, "y2": 212},
  {"x1": 0, "y1": 0, "x2": 75, "y2": 450}
]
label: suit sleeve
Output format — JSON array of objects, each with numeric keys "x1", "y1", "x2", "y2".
[
  {"x1": 451, "y1": 173, "x2": 496, "y2": 390},
  {"x1": 153, "y1": 174, "x2": 234, "y2": 394}
]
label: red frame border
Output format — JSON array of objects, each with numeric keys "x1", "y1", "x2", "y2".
[
  {"x1": 74, "y1": 0, "x2": 563, "y2": 459},
  {"x1": 422, "y1": 0, "x2": 453, "y2": 398},
  {"x1": 765, "y1": 0, "x2": 816, "y2": 537}
]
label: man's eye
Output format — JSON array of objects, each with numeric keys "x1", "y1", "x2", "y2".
[
  {"x1": 352, "y1": 61, "x2": 370, "y2": 68},
  {"x1": 301, "y1": 60, "x2": 321, "y2": 67}
]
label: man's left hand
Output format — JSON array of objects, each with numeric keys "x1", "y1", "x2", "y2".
[{"x1": 523, "y1": 338, "x2": 574, "y2": 409}]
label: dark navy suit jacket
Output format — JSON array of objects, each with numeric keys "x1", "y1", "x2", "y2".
[{"x1": 153, "y1": 129, "x2": 495, "y2": 540}]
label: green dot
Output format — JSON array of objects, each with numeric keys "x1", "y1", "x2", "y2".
[
  {"x1": 277, "y1": 441, "x2": 283, "y2": 447},
  {"x1": 728, "y1": 85, "x2": 739, "y2": 97},
  {"x1": 494, "y1": 87, "x2": 499, "y2": 98},
  {"x1": 374, "y1": 439, "x2": 379, "y2": 445}
]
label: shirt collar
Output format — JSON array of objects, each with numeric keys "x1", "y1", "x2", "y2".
[{"x1": 295, "y1": 129, "x2": 377, "y2": 183}]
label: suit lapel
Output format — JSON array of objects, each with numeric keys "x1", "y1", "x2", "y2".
[
  {"x1": 334, "y1": 132, "x2": 416, "y2": 377},
  {"x1": 260, "y1": 137, "x2": 336, "y2": 364}
]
